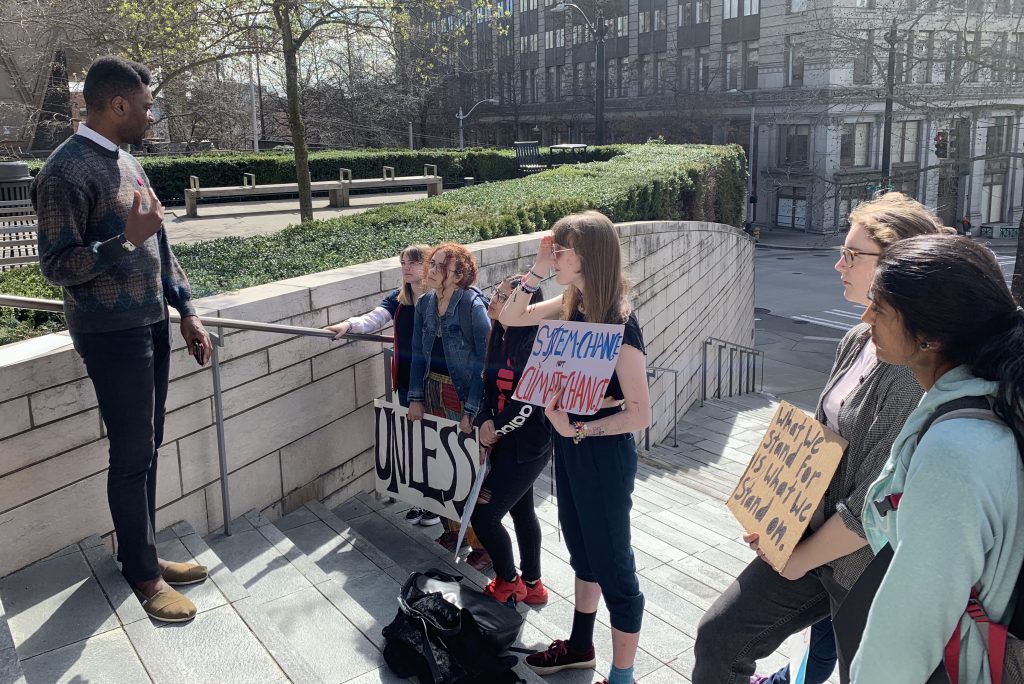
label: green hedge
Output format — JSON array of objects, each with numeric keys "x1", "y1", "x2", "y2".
[
  {"x1": 1, "y1": 142, "x2": 746, "y2": 345},
  {"x1": 25, "y1": 147, "x2": 621, "y2": 203}
]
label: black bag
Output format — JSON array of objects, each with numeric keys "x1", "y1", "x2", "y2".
[{"x1": 382, "y1": 569, "x2": 526, "y2": 684}]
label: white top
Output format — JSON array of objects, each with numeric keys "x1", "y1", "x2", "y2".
[
  {"x1": 75, "y1": 122, "x2": 118, "y2": 152},
  {"x1": 346, "y1": 307, "x2": 392, "y2": 334},
  {"x1": 822, "y1": 340, "x2": 877, "y2": 431}
]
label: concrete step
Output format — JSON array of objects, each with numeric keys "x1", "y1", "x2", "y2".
[
  {"x1": 0, "y1": 592, "x2": 26, "y2": 684},
  {"x1": 204, "y1": 510, "x2": 394, "y2": 683}
]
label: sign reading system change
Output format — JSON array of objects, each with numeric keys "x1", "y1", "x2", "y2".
[
  {"x1": 374, "y1": 399, "x2": 481, "y2": 521},
  {"x1": 513, "y1": 320, "x2": 625, "y2": 416},
  {"x1": 726, "y1": 401, "x2": 847, "y2": 572}
]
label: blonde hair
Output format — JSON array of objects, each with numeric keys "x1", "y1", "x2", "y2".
[
  {"x1": 551, "y1": 211, "x2": 632, "y2": 324},
  {"x1": 398, "y1": 244, "x2": 429, "y2": 305},
  {"x1": 848, "y1": 192, "x2": 953, "y2": 248}
]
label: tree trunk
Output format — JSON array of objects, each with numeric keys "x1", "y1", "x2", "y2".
[
  {"x1": 1012, "y1": 204, "x2": 1024, "y2": 304},
  {"x1": 274, "y1": 2, "x2": 314, "y2": 223}
]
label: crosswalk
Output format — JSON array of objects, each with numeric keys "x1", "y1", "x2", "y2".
[{"x1": 792, "y1": 305, "x2": 866, "y2": 332}]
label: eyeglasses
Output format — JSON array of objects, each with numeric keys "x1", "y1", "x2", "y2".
[
  {"x1": 552, "y1": 245, "x2": 574, "y2": 258},
  {"x1": 427, "y1": 260, "x2": 448, "y2": 272},
  {"x1": 490, "y1": 285, "x2": 511, "y2": 303},
  {"x1": 836, "y1": 245, "x2": 881, "y2": 266}
]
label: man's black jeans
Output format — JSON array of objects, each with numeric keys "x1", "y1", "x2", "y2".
[{"x1": 73, "y1": 318, "x2": 170, "y2": 584}]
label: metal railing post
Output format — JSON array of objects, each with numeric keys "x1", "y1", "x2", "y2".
[
  {"x1": 701, "y1": 341, "x2": 707, "y2": 407},
  {"x1": 209, "y1": 330, "x2": 232, "y2": 536},
  {"x1": 383, "y1": 347, "x2": 394, "y2": 402}
]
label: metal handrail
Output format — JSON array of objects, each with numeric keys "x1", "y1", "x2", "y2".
[
  {"x1": 701, "y1": 336, "x2": 764, "y2": 406},
  {"x1": 645, "y1": 366, "x2": 679, "y2": 449},
  {"x1": 0, "y1": 294, "x2": 391, "y2": 536}
]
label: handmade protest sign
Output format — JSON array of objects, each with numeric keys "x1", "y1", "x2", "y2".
[
  {"x1": 513, "y1": 319, "x2": 625, "y2": 416},
  {"x1": 726, "y1": 401, "x2": 847, "y2": 572},
  {"x1": 374, "y1": 399, "x2": 481, "y2": 521}
]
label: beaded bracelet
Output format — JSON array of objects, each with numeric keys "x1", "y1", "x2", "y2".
[
  {"x1": 520, "y1": 280, "x2": 539, "y2": 294},
  {"x1": 572, "y1": 421, "x2": 587, "y2": 445}
]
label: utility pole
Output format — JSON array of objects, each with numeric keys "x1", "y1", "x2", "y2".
[
  {"x1": 595, "y1": 11, "x2": 607, "y2": 146},
  {"x1": 880, "y1": 18, "x2": 898, "y2": 187}
]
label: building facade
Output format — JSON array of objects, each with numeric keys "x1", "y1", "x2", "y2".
[{"x1": 445, "y1": 0, "x2": 1024, "y2": 233}]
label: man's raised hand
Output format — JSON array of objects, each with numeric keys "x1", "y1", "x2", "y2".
[{"x1": 124, "y1": 188, "x2": 165, "y2": 246}]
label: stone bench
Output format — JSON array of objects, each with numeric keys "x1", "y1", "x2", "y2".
[{"x1": 183, "y1": 165, "x2": 444, "y2": 217}]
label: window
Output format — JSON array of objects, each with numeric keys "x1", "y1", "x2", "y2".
[
  {"x1": 520, "y1": 70, "x2": 529, "y2": 103},
  {"x1": 744, "y1": 0, "x2": 760, "y2": 15},
  {"x1": 841, "y1": 123, "x2": 872, "y2": 167},
  {"x1": 744, "y1": 40, "x2": 759, "y2": 88},
  {"x1": 639, "y1": 56, "x2": 650, "y2": 94},
  {"x1": 678, "y1": 49, "x2": 694, "y2": 92},
  {"x1": 530, "y1": 68, "x2": 538, "y2": 102},
  {"x1": 697, "y1": 47, "x2": 710, "y2": 90},
  {"x1": 545, "y1": 66, "x2": 555, "y2": 101},
  {"x1": 572, "y1": 23, "x2": 589, "y2": 45},
  {"x1": 982, "y1": 163, "x2": 1007, "y2": 223},
  {"x1": 519, "y1": 33, "x2": 538, "y2": 53},
  {"x1": 891, "y1": 168, "x2": 919, "y2": 199},
  {"x1": 639, "y1": 10, "x2": 651, "y2": 33},
  {"x1": 498, "y1": 35, "x2": 513, "y2": 57},
  {"x1": 617, "y1": 56, "x2": 630, "y2": 97},
  {"x1": 987, "y1": 116, "x2": 1013, "y2": 155},
  {"x1": 855, "y1": 0, "x2": 874, "y2": 7},
  {"x1": 895, "y1": 32, "x2": 914, "y2": 84},
  {"x1": 497, "y1": 73, "x2": 505, "y2": 103},
  {"x1": 992, "y1": 33, "x2": 1009, "y2": 82},
  {"x1": 776, "y1": 187, "x2": 808, "y2": 229},
  {"x1": 945, "y1": 31, "x2": 964, "y2": 82},
  {"x1": 522, "y1": 0, "x2": 537, "y2": 10},
  {"x1": 724, "y1": 43, "x2": 740, "y2": 90},
  {"x1": 500, "y1": 0, "x2": 513, "y2": 12},
  {"x1": 920, "y1": 31, "x2": 935, "y2": 83},
  {"x1": 785, "y1": 36, "x2": 804, "y2": 87},
  {"x1": 615, "y1": 15, "x2": 628, "y2": 37},
  {"x1": 778, "y1": 124, "x2": 810, "y2": 166},
  {"x1": 679, "y1": 0, "x2": 694, "y2": 26},
  {"x1": 853, "y1": 31, "x2": 873, "y2": 84},
  {"x1": 725, "y1": 0, "x2": 739, "y2": 19},
  {"x1": 696, "y1": 0, "x2": 710, "y2": 22},
  {"x1": 555, "y1": 64, "x2": 564, "y2": 99},
  {"x1": 545, "y1": 28, "x2": 564, "y2": 49},
  {"x1": 964, "y1": 32, "x2": 980, "y2": 83},
  {"x1": 1015, "y1": 34, "x2": 1024, "y2": 82},
  {"x1": 790, "y1": 0, "x2": 807, "y2": 11},
  {"x1": 838, "y1": 185, "x2": 871, "y2": 228},
  {"x1": 894, "y1": 120, "x2": 921, "y2": 163},
  {"x1": 652, "y1": 53, "x2": 665, "y2": 93}
]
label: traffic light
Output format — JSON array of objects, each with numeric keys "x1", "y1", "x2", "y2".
[
  {"x1": 948, "y1": 128, "x2": 960, "y2": 161},
  {"x1": 934, "y1": 130, "x2": 948, "y2": 159}
]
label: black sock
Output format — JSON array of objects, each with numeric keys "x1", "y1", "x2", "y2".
[{"x1": 568, "y1": 609, "x2": 597, "y2": 653}]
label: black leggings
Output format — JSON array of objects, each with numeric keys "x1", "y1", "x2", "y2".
[{"x1": 470, "y1": 440, "x2": 550, "y2": 582}]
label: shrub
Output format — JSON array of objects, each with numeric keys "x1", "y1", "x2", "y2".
[{"x1": 1, "y1": 143, "x2": 746, "y2": 344}]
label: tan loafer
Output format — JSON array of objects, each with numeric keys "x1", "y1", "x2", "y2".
[
  {"x1": 161, "y1": 561, "x2": 208, "y2": 586},
  {"x1": 133, "y1": 586, "x2": 197, "y2": 623}
]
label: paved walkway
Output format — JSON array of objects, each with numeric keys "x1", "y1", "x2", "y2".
[
  {"x1": 756, "y1": 225, "x2": 1018, "y2": 251},
  {"x1": 163, "y1": 190, "x2": 435, "y2": 245}
]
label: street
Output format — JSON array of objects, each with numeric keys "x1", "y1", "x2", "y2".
[{"x1": 754, "y1": 243, "x2": 1018, "y2": 411}]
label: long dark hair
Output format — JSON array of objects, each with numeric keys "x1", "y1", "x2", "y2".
[
  {"x1": 485, "y1": 275, "x2": 544, "y2": 371},
  {"x1": 871, "y1": 235, "x2": 1024, "y2": 438}
]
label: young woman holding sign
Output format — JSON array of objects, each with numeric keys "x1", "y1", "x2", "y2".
[
  {"x1": 407, "y1": 242, "x2": 493, "y2": 570},
  {"x1": 472, "y1": 275, "x2": 551, "y2": 606},
  {"x1": 851, "y1": 235, "x2": 1024, "y2": 684},
  {"x1": 499, "y1": 211, "x2": 650, "y2": 684},
  {"x1": 693, "y1": 193, "x2": 951, "y2": 684}
]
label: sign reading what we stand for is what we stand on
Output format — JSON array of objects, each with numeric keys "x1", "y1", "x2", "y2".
[{"x1": 727, "y1": 401, "x2": 848, "y2": 572}]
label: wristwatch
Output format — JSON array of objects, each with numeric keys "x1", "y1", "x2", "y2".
[{"x1": 119, "y1": 234, "x2": 137, "y2": 252}]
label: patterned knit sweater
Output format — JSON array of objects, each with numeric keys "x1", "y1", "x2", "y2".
[{"x1": 31, "y1": 135, "x2": 196, "y2": 334}]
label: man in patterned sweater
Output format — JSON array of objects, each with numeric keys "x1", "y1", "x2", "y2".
[{"x1": 33, "y1": 56, "x2": 211, "y2": 623}]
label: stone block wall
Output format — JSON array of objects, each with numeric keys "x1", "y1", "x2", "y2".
[{"x1": 0, "y1": 221, "x2": 753, "y2": 577}]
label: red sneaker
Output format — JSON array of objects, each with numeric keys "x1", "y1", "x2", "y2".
[
  {"x1": 483, "y1": 575, "x2": 527, "y2": 604},
  {"x1": 522, "y1": 579, "x2": 549, "y2": 605},
  {"x1": 525, "y1": 639, "x2": 596, "y2": 675}
]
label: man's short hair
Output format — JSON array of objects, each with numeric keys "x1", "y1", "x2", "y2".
[{"x1": 83, "y1": 56, "x2": 151, "y2": 113}]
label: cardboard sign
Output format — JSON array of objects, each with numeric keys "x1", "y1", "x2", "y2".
[
  {"x1": 513, "y1": 319, "x2": 626, "y2": 416},
  {"x1": 726, "y1": 401, "x2": 847, "y2": 572},
  {"x1": 373, "y1": 399, "x2": 481, "y2": 521}
]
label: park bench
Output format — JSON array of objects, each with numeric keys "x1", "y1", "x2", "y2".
[
  {"x1": 0, "y1": 200, "x2": 39, "y2": 269},
  {"x1": 183, "y1": 165, "x2": 443, "y2": 217},
  {"x1": 513, "y1": 141, "x2": 548, "y2": 175}
]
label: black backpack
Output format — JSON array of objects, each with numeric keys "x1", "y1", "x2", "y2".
[{"x1": 382, "y1": 569, "x2": 526, "y2": 684}]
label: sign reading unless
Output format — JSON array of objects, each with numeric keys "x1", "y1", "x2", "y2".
[
  {"x1": 373, "y1": 399, "x2": 481, "y2": 521},
  {"x1": 726, "y1": 401, "x2": 847, "y2": 572},
  {"x1": 513, "y1": 320, "x2": 625, "y2": 416}
]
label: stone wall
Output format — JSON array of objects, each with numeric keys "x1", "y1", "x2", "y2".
[{"x1": 0, "y1": 221, "x2": 753, "y2": 577}]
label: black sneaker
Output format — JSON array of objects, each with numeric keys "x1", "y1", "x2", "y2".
[
  {"x1": 404, "y1": 508, "x2": 423, "y2": 524},
  {"x1": 525, "y1": 639, "x2": 596, "y2": 675},
  {"x1": 418, "y1": 511, "x2": 441, "y2": 526}
]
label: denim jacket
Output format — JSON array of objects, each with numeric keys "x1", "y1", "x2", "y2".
[{"x1": 408, "y1": 288, "x2": 490, "y2": 417}]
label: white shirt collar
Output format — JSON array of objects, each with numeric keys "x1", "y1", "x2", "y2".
[{"x1": 75, "y1": 122, "x2": 119, "y2": 152}]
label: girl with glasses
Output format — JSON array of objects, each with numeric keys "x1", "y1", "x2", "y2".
[
  {"x1": 694, "y1": 193, "x2": 952, "y2": 684},
  {"x1": 471, "y1": 275, "x2": 552, "y2": 606},
  {"x1": 499, "y1": 211, "x2": 650, "y2": 684}
]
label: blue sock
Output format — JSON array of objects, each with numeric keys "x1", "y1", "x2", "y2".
[{"x1": 608, "y1": 664, "x2": 634, "y2": 684}]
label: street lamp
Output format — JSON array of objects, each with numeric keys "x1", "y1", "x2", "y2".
[
  {"x1": 728, "y1": 88, "x2": 757, "y2": 233},
  {"x1": 551, "y1": 2, "x2": 607, "y2": 145},
  {"x1": 456, "y1": 98, "x2": 499, "y2": 150}
]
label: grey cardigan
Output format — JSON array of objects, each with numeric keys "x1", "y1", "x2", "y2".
[{"x1": 815, "y1": 323, "x2": 923, "y2": 589}]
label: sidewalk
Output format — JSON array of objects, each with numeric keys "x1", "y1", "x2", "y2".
[{"x1": 756, "y1": 226, "x2": 1019, "y2": 251}]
